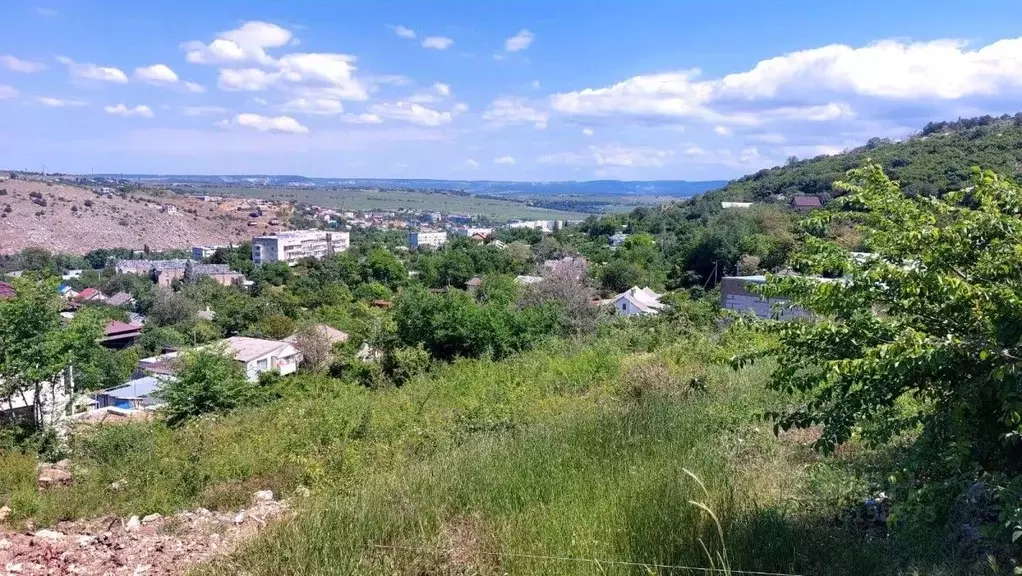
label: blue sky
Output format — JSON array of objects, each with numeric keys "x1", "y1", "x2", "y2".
[{"x1": 3, "y1": 0, "x2": 1022, "y2": 181}]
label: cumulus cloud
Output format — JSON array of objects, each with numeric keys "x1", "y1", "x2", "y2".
[
  {"x1": 37, "y1": 96, "x2": 86, "y2": 107},
  {"x1": 340, "y1": 113, "x2": 384, "y2": 124},
  {"x1": 182, "y1": 21, "x2": 292, "y2": 65},
  {"x1": 714, "y1": 125, "x2": 731, "y2": 136},
  {"x1": 504, "y1": 29, "x2": 534, "y2": 52},
  {"x1": 550, "y1": 37, "x2": 1022, "y2": 130},
  {"x1": 408, "y1": 82, "x2": 452, "y2": 104},
  {"x1": 56, "y1": 56, "x2": 128, "y2": 83},
  {"x1": 0, "y1": 85, "x2": 18, "y2": 99},
  {"x1": 217, "y1": 113, "x2": 309, "y2": 133},
  {"x1": 217, "y1": 53, "x2": 368, "y2": 101},
  {"x1": 280, "y1": 97, "x2": 345, "y2": 115},
  {"x1": 494, "y1": 155, "x2": 516, "y2": 165},
  {"x1": 368, "y1": 101, "x2": 452, "y2": 126},
  {"x1": 105, "y1": 104, "x2": 154, "y2": 118},
  {"x1": 465, "y1": 158, "x2": 480, "y2": 168},
  {"x1": 135, "y1": 64, "x2": 179, "y2": 84},
  {"x1": 392, "y1": 25, "x2": 416, "y2": 39},
  {"x1": 184, "y1": 81, "x2": 206, "y2": 93},
  {"x1": 539, "y1": 144, "x2": 674, "y2": 168},
  {"x1": 483, "y1": 97, "x2": 548, "y2": 129},
  {"x1": 582, "y1": 128, "x2": 594, "y2": 136},
  {"x1": 1, "y1": 55, "x2": 46, "y2": 73},
  {"x1": 422, "y1": 36, "x2": 454, "y2": 50}
]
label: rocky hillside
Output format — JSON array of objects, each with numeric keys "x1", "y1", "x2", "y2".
[
  {"x1": 0, "y1": 179, "x2": 279, "y2": 255},
  {"x1": 707, "y1": 113, "x2": 1022, "y2": 202}
]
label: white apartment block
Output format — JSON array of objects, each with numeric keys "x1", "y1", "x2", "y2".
[
  {"x1": 252, "y1": 230, "x2": 351, "y2": 266},
  {"x1": 453, "y1": 227, "x2": 493, "y2": 238},
  {"x1": 408, "y1": 231, "x2": 448, "y2": 249}
]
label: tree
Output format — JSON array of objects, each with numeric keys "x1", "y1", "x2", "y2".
[
  {"x1": 289, "y1": 324, "x2": 334, "y2": 372},
  {"x1": 159, "y1": 345, "x2": 252, "y2": 426},
  {"x1": 738, "y1": 163, "x2": 1022, "y2": 543},
  {"x1": 0, "y1": 278, "x2": 102, "y2": 429},
  {"x1": 519, "y1": 268, "x2": 600, "y2": 335},
  {"x1": 143, "y1": 287, "x2": 198, "y2": 327}
]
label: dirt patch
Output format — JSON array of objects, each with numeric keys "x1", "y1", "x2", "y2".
[{"x1": 0, "y1": 491, "x2": 293, "y2": 575}]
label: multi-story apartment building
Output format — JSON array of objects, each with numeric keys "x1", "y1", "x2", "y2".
[
  {"x1": 408, "y1": 231, "x2": 448, "y2": 249},
  {"x1": 191, "y1": 245, "x2": 224, "y2": 260},
  {"x1": 252, "y1": 230, "x2": 351, "y2": 266}
]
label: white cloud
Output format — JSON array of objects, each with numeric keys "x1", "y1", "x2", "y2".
[
  {"x1": 56, "y1": 56, "x2": 128, "y2": 83},
  {"x1": 340, "y1": 113, "x2": 384, "y2": 124},
  {"x1": 582, "y1": 128, "x2": 594, "y2": 136},
  {"x1": 422, "y1": 36, "x2": 454, "y2": 50},
  {"x1": 451, "y1": 102, "x2": 468, "y2": 115},
  {"x1": 105, "y1": 104, "x2": 154, "y2": 118},
  {"x1": 281, "y1": 97, "x2": 344, "y2": 115},
  {"x1": 35, "y1": 7, "x2": 57, "y2": 16},
  {"x1": 539, "y1": 144, "x2": 674, "y2": 168},
  {"x1": 1, "y1": 55, "x2": 46, "y2": 73},
  {"x1": 408, "y1": 82, "x2": 452, "y2": 104},
  {"x1": 531, "y1": 80, "x2": 541, "y2": 89},
  {"x1": 550, "y1": 37, "x2": 1022, "y2": 129},
  {"x1": 135, "y1": 64, "x2": 179, "y2": 84},
  {"x1": 392, "y1": 25, "x2": 416, "y2": 39},
  {"x1": 465, "y1": 158, "x2": 480, "y2": 168},
  {"x1": 218, "y1": 68, "x2": 276, "y2": 91},
  {"x1": 494, "y1": 155, "x2": 516, "y2": 165},
  {"x1": 368, "y1": 101, "x2": 452, "y2": 126},
  {"x1": 714, "y1": 125, "x2": 731, "y2": 136},
  {"x1": 218, "y1": 113, "x2": 309, "y2": 133},
  {"x1": 183, "y1": 106, "x2": 230, "y2": 117},
  {"x1": 685, "y1": 146, "x2": 706, "y2": 156},
  {"x1": 483, "y1": 97, "x2": 548, "y2": 129},
  {"x1": 505, "y1": 29, "x2": 534, "y2": 52},
  {"x1": 183, "y1": 21, "x2": 292, "y2": 65},
  {"x1": 0, "y1": 85, "x2": 17, "y2": 99},
  {"x1": 37, "y1": 96, "x2": 86, "y2": 107},
  {"x1": 184, "y1": 81, "x2": 206, "y2": 93},
  {"x1": 252, "y1": 97, "x2": 268, "y2": 105},
  {"x1": 217, "y1": 53, "x2": 368, "y2": 101}
]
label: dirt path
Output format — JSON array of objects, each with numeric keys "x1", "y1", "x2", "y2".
[{"x1": 0, "y1": 491, "x2": 289, "y2": 575}]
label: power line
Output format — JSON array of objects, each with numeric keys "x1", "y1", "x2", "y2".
[{"x1": 369, "y1": 544, "x2": 805, "y2": 576}]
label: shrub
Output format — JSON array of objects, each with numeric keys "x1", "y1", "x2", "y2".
[
  {"x1": 158, "y1": 346, "x2": 254, "y2": 426},
  {"x1": 84, "y1": 199, "x2": 94, "y2": 207}
]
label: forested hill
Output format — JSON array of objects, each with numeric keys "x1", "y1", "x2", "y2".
[{"x1": 708, "y1": 113, "x2": 1022, "y2": 201}]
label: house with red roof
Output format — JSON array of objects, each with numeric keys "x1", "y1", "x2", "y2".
[
  {"x1": 74, "y1": 287, "x2": 105, "y2": 303},
  {"x1": 100, "y1": 320, "x2": 143, "y2": 350}
]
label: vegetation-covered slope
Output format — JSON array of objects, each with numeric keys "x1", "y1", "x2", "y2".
[{"x1": 709, "y1": 114, "x2": 1022, "y2": 201}]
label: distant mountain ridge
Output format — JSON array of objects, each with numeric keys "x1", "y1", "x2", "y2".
[{"x1": 93, "y1": 174, "x2": 728, "y2": 198}]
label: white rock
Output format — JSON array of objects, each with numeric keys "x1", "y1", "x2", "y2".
[
  {"x1": 295, "y1": 485, "x2": 310, "y2": 498},
  {"x1": 232, "y1": 511, "x2": 246, "y2": 525},
  {"x1": 34, "y1": 529, "x2": 65, "y2": 541},
  {"x1": 0, "y1": 505, "x2": 11, "y2": 521},
  {"x1": 125, "y1": 515, "x2": 141, "y2": 532},
  {"x1": 141, "y1": 513, "x2": 162, "y2": 525},
  {"x1": 251, "y1": 490, "x2": 274, "y2": 503},
  {"x1": 6, "y1": 563, "x2": 23, "y2": 573},
  {"x1": 0, "y1": 538, "x2": 11, "y2": 550},
  {"x1": 109, "y1": 479, "x2": 128, "y2": 491},
  {"x1": 77, "y1": 535, "x2": 94, "y2": 547},
  {"x1": 133, "y1": 565, "x2": 151, "y2": 575}
]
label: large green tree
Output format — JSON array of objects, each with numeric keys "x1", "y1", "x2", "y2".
[{"x1": 740, "y1": 163, "x2": 1022, "y2": 542}]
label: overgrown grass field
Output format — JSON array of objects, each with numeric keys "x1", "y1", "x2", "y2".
[{"x1": 0, "y1": 329, "x2": 958, "y2": 574}]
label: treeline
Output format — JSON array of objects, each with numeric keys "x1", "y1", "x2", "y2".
[{"x1": 709, "y1": 113, "x2": 1022, "y2": 201}]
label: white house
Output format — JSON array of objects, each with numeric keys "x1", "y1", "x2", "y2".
[
  {"x1": 223, "y1": 337, "x2": 301, "y2": 382},
  {"x1": 453, "y1": 227, "x2": 493, "y2": 239},
  {"x1": 252, "y1": 230, "x2": 350, "y2": 266},
  {"x1": 408, "y1": 231, "x2": 448, "y2": 249},
  {"x1": 613, "y1": 286, "x2": 665, "y2": 317}
]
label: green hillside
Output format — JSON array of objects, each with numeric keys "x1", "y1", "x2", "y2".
[{"x1": 709, "y1": 113, "x2": 1022, "y2": 201}]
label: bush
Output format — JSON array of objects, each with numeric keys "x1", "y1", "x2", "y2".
[
  {"x1": 381, "y1": 344, "x2": 431, "y2": 385},
  {"x1": 84, "y1": 199, "x2": 94, "y2": 207},
  {"x1": 159, "y1": 346, "x2": 254, "y2": 426}
]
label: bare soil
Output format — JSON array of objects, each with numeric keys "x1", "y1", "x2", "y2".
[{"x1": 0, "y1": 180, "x2": 285, "y2": 255}]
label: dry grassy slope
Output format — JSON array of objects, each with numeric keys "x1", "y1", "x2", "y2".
[{"x1": 0, "y1": 180, "x2": 278, "y2": 255}]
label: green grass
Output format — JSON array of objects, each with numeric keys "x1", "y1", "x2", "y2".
[
  {"x1": 198, "y1": 186, "x2": 594, "y2": 221},
  {"x1": 0, "y1": 330, "x2": 962, "y2": 575}
]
